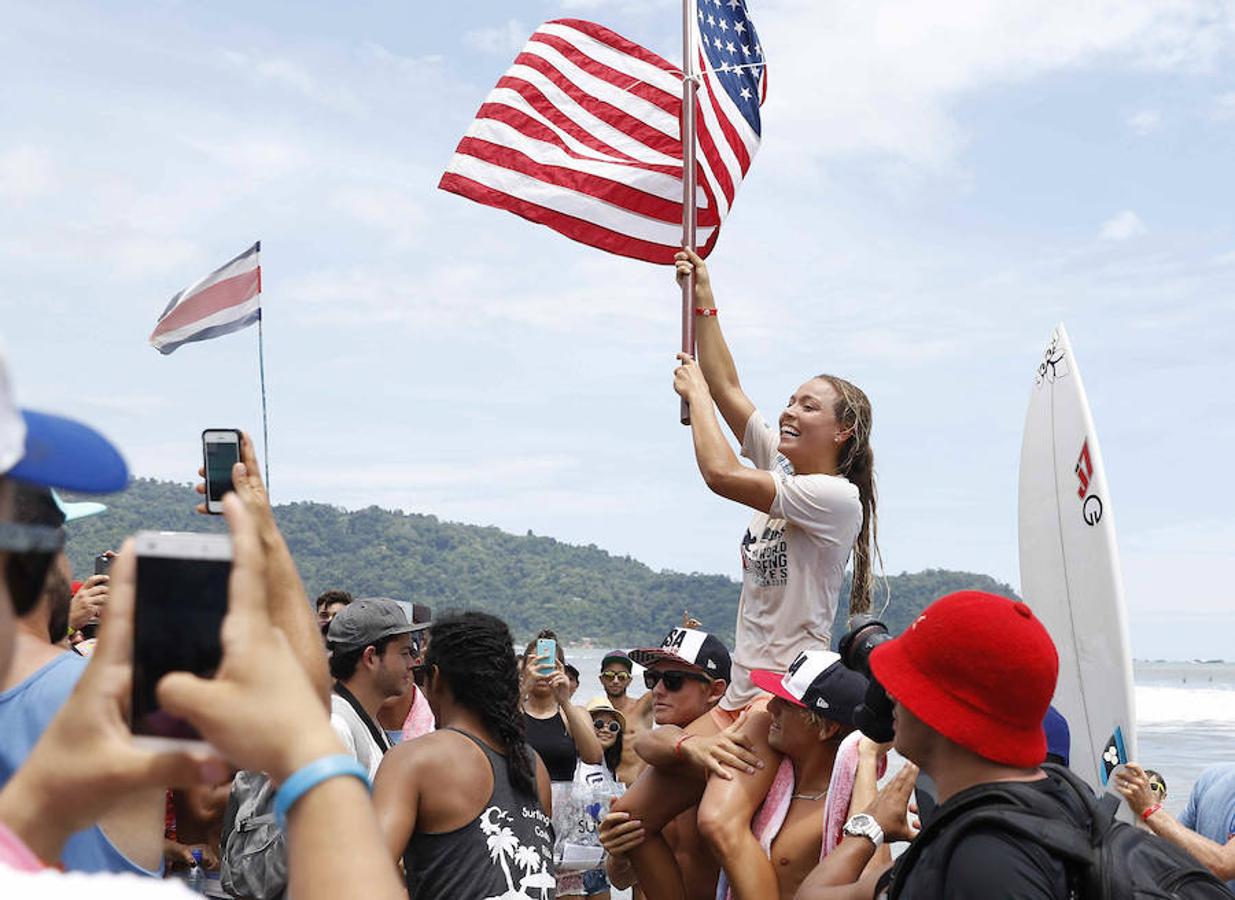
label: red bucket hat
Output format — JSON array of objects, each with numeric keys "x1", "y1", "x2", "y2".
[{"x1": 869, "y1": 591, "x2": 1058, "y2": 768}]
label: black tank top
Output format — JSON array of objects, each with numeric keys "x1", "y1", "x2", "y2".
[
  {"x1": 523, "y1": 710, "x2": 578, "y2": 782},
  {"x1": 404, "y1": 729, "x2": 556, "y2": 900}
]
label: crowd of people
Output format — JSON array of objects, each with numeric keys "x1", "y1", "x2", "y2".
[{"x1": 0, "y1": 250, "x2": 1233, "y2": 900}]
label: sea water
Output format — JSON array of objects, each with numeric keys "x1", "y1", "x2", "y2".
[{"x1": 567, "y1": 649, "x2": 1232, "y2": 816}]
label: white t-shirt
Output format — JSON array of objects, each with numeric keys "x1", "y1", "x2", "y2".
[
  {"x1": 329, "y1": 692, "x2": 390, "y2": 781},
  {"x1": 723, "y1": 411, "x2": 863, "y2": 709}
]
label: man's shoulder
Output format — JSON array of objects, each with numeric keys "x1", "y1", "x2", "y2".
[
  {"x1": 943, "y1": 827, "x2": 1066, "y2": 898},
  {"x1": 1196, "y1": 763, "x2": 1235, "y2": 795},
  {"x1": 1, "y1": 651, "x2": 85, "y2": 703}
]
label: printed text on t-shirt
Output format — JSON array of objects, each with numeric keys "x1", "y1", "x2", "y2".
[{"x1": 742, "y1": 519, "x2": 788, "y2": 587}]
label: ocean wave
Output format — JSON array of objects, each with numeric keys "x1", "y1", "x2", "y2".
[{"x1": 1136, "y1": 686, "x2": 1235, "y2": 725}]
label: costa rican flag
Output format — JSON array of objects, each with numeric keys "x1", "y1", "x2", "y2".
[
  {"x1": 149, "y1": 242, "x2": 262, "y2": 355},
  {"x1": 438, "y1": 5, "x2": 765, "y2": 265}
]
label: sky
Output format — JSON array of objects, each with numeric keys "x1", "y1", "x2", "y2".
[{"x1": 2, "y1": 0, "x2": 1233, "y2": 659}]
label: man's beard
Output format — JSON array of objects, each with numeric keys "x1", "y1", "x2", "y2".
[{"x1": 44, "y1": 568, "x2": 72, "y2": 643}]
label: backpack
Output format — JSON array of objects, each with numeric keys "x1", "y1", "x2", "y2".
[
  {"x1": 219, "y1": 770, "x2": 288, "y2": 900},
  {"x1": 889, "y1": 764, "x2": 1235, "y2": 900}
]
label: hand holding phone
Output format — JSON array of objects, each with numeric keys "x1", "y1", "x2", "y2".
[
  {"x1": 202, "y1": 429, "x2": 243, "y2": 515},
  {"x1": 131, "y1": 531, "x2": 232, "y2": 751},
  {"x1": 535, "y1": 637, "x2": 557, "y2": 677}
]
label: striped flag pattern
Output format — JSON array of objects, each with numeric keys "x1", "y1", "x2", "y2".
[
  {"x1": 149, "y1": 243, "x2": 262, "y2": 355},
  {"x1": 439, "y1": 8, "x2": 765, "y2": 265}
]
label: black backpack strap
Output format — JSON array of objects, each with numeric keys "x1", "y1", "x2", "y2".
[{"x1": 333, "y1": 682, "x2": 392, "y2": 755}]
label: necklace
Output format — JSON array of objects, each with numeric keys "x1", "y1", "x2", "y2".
[{"x1": 791, "y1": 789, "x2": 828, "y2": 802}]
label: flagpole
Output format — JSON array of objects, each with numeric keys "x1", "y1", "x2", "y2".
[
  {"x1": 256, "y1": 307, "x2": 272, "y2": 493},
  {"x1": 254, "y1": 244, "x2": 272, "y2": 494},
  {"x1": 679, "y1": 0, "x2": 699, "y2": 426}
]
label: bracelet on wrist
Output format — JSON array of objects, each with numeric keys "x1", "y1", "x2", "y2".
[
  {"x1": 274, "y1": 754, "x2": 370, "y2": 829},
  {"x1": 695, "y1": 306, "x2": 718, "y2": 317},
  {"x1": 674, "y1": 733, "x2": 696, "y2": 761},
  {"x1": 1141, "y1": 803, "x2": 1162, "y2": 822}
]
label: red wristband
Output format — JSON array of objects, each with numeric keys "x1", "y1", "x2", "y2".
[
  {"x1": 1142, "y1": 803, "x2": 1162, "y2": 822},
  {"x1": 695, "y1": 307, "x2": 718, "y2": 317},
  {"x1": 674, "y1": 733, "x2": 696, "y2": 760}
]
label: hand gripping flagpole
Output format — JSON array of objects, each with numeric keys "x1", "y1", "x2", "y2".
[
  {"x1": 255, "y1": 244, "x2": 272, "y2": 494},
  {"x1": 679, "y1": 0, "x2": 699, "y2": 426}
]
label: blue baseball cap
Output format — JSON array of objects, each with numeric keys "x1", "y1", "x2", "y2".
[
  {"x1": 8, "y1": 410, "x2": 128, "y2": 494},
  {"x1": 1043, "y1": 705, "x2": 1070, "y2": 765}
]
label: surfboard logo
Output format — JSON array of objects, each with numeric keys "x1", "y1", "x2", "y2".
[
  {"x1": 1075, "y1": 440, "x2": 1104, "y2": 526},
  {"x1": 1036, "y1": 333, "x2": 1070, "y2": 386},
  {"x1": 1100, "y1": 727, "x2": 1128, "y2": 785}
]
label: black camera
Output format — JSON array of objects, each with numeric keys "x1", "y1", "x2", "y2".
[{"x1": 838, "y1": 615, "x2": 896, "y2": 742}]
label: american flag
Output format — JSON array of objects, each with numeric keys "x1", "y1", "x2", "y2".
[
  {"x1": 149, "y1": 242, "x2": 261, "y2": 355},
  {"x1": 439, "y1": 4, "x2": 765, "y2": 265}
]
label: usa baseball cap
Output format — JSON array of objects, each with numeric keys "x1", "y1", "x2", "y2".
[
  {"x1": 327, "y1": 597, "x2": 417, "y2": 652},
  {"x1": 0, "y1": 345, "x2": 128, "y2": 494},
  {"x1": 629, "y1": 627, "x2": 731, "y2": 683},
  {"x1": 751, "y1": 650, "x2": 868, "y2": 726}
]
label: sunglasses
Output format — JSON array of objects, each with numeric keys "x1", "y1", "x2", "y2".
[
  {"x1": 1149, "y1": 780, "x2": 1167, "y2": 796},
  {"x1": 592, "y1": 719, "x2": 621, "y2": 733},
  {"x1": 644, "y1": 670, "x2": 710, "y2": 692},
  {"x1": 600, "y1": 671, "x2": 631, "y2": 684}
]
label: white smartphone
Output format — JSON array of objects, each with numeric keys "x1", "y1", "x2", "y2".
[
  {"x1": 131, "y1": 531, "x2": 232, "y2": 753},
  {"x1": 202, "y1": 429, "x2": 242, "y2": 514}
]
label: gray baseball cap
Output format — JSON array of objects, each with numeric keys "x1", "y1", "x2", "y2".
[{"x1": 326, "y1": 597, "x2": 417, "y2": 652}]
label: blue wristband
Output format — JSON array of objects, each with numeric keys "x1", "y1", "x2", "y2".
[{"x1": 274, "y1": 754, "x2": 371, "y2": 829}]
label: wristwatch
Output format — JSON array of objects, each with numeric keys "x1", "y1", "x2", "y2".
[{"x1": 843, "y1": 813, "x2": 885, "y2": 848}]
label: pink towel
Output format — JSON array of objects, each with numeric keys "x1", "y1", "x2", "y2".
[
  {"x1": 401, "y1": 685, "x2": 437, "y2": 742},
  {"x1": 0, "y1": 822, "x2": 45, "y2": 872},
  {"x1": 822, "y1": 730, "x2": 886, "y2": 856},
  {"x1": 716, "y1": 731, "x2": 885, "y2": 900}
]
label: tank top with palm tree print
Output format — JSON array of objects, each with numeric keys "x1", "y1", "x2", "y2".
[{"x1": 404, "y1": 728, "x2": 556, "y2": 900}]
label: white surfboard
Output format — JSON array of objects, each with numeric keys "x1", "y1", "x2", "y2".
[{"x1": 1018, "y1": 324, "x2": 1136, "y2": 796}]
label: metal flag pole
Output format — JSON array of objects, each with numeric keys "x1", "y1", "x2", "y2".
[
  {"x1": 254, "y1": 244, "x2": 272, "y2": 494},
  {"x1": 679, "y1": 0, "x2": 699, "y2": 426}
]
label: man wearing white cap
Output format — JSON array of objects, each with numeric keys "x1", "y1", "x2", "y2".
[
  {"x1": 601, "y1": 626, "x2": 734, "y2": 900},
  {"x1": 744, "y1": 650, "x2": 876, "y2": 900},
  {"x1": 0, "y1": 365, "x2": 164, "y2": 875}
]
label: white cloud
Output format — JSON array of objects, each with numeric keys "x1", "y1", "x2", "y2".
[
  {"x1": 1127, "y1": 108, "x2": 1162, "y2": 134},
  {"x1": 1213, "y1": 249, "x2": 1235, "y2": 266},
  {"x1": 329, "y1": 187, "x2": 428, "y2": 249},
  {"x1": 0, "y1": 146, "x2": 54, "y2": 200},
  {"x1": 1099, "y1": 209, "x2": 1148, "y2": 241},
  {"x1": 219, "y1": 51, "x2": 361, "y2": 113},
  {"x1": 1213, "y1": 91, "x2": 1235, "y2": 119},
  {"x1": 758, "y1": 0, "x2": 1235, "y2": 171},
  {"x1": 463, "y1": 19, "x2": 531, "y2": 56}
]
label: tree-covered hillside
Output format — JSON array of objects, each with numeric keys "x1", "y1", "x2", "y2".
[{"x1": 63, "y1": 478, "x2": 1017, "y2": 646}]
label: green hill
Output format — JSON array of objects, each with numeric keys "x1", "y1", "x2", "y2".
[{"x1": 63, "y1": 478, "x2": 1017, "y2": 647}]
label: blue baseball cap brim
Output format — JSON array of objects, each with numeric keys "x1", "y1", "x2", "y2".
[{"x1": 8, "y1": 410, "x2": 128, "y2": 494}]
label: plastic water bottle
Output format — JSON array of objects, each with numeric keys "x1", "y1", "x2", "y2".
[{"x1": 186, "y1": 848, "x2": 207, "y2": 894}]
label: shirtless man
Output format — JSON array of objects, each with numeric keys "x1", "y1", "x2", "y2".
[
  {"x1": 599, "y1": 650, "x2": 653, "y2": 785},
  {"x1": 749, "y1": 650, "x2": 879, "y2": 900},
  {"x1": 599, "y1": 627, "x2": 734, "y2": 900}
]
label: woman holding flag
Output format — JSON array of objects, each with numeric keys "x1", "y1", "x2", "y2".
[{"x1": 610, "y1": 249, "x2": 880, "y2": 900}]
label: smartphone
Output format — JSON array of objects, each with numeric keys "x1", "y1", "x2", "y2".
[
  {"x1": 202, "y1": 429, "x2": 242, "y2": 514},
  {"x1": 536, "y1": 637, "x2": 557, "y2": 677},
  {"x1": 80, "y1": 553, "x2": 113, "y2": 639},
  {"x1": 131, "y1": 531, "x2": 232, "y2": 751}
]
